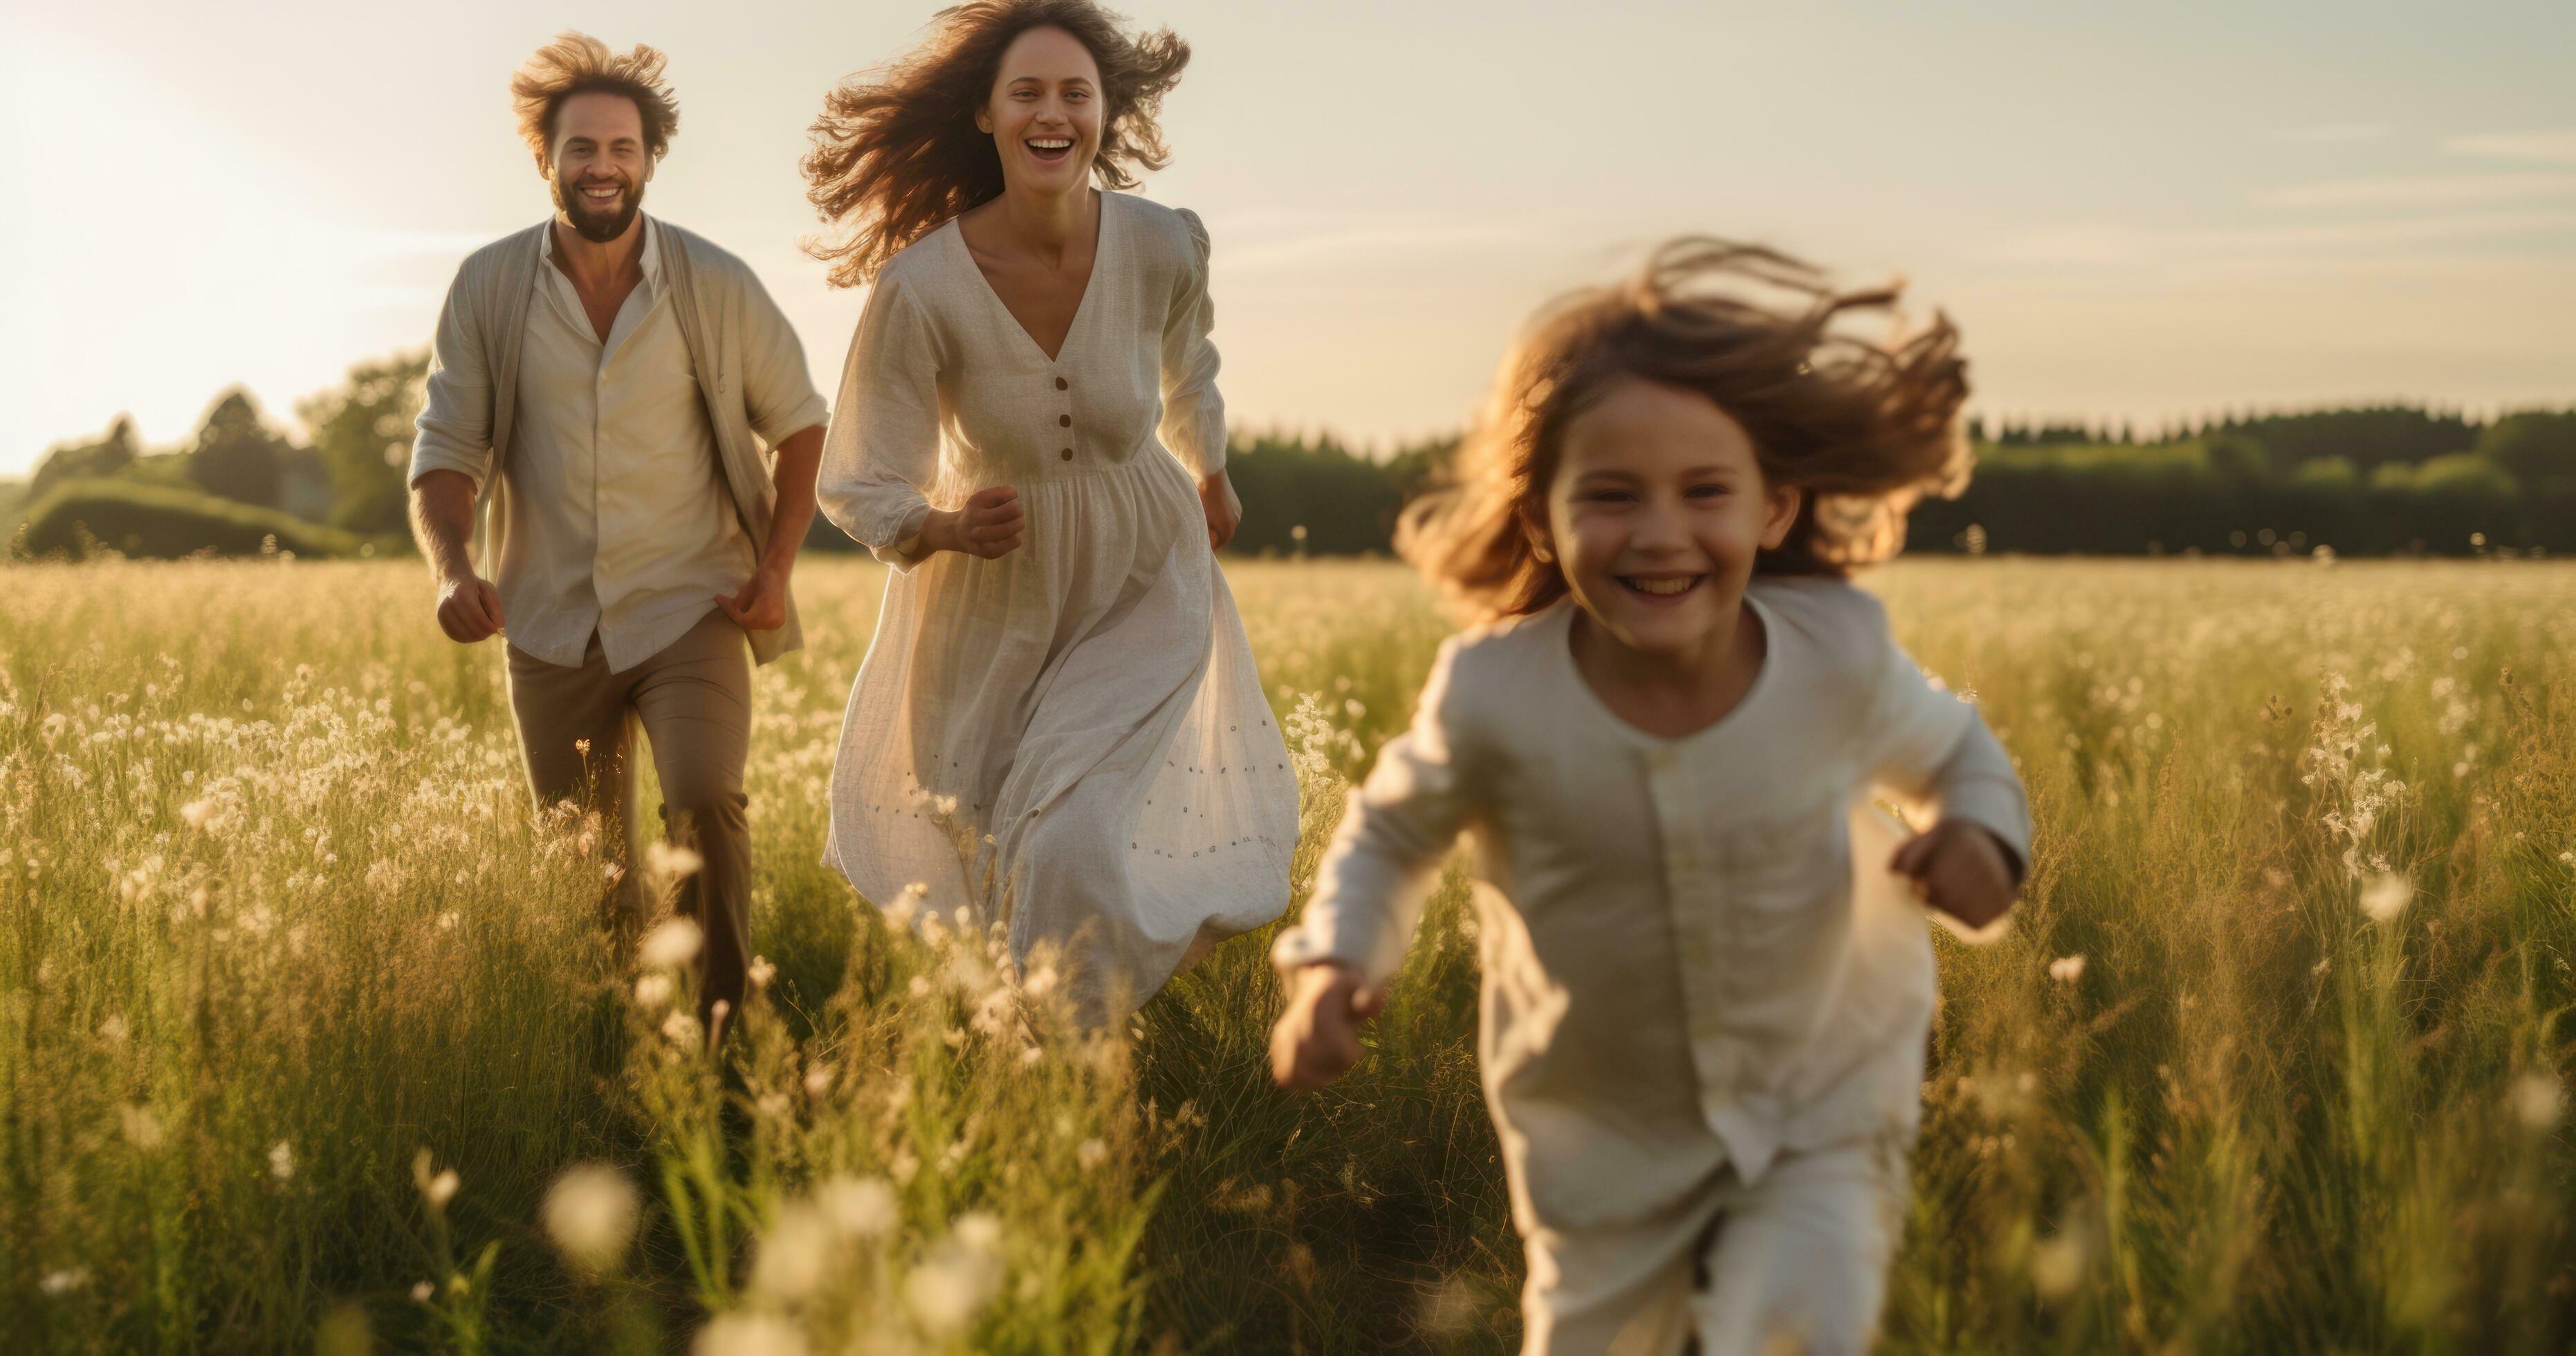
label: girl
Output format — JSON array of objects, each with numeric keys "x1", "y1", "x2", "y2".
[
  {"x1": 808, "y1": 1, "x2": 1296, "y2": 1023},
  {"x1": 1268, "y1": 241, "x2": 2030, "y2": 1356}
]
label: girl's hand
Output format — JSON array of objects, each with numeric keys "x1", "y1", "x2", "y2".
[
  {"x1": 1198, "y1": 470, "x2": 1242, "y2": 551},
  {"x1": 1269, "y1": 962, "x2": 1383, "y2": 1090},
  {"x1": 925, "y1": 486, "x2": 1025, "y2": 558},
  {"x1": 1890, "y1": 818, "x2": 2018, "y2": 931}
]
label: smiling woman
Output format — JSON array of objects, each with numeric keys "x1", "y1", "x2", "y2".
[{"x1": 802, "y1": 1, "x2": 1298, "y2": 1025}]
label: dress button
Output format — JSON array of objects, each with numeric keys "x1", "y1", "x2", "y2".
[
  {"x1": 1055, "y1": 377, "x2": 1069, "y2": 391},
  {"x1": 1058, "y1": 414, "x2": 1071, "y2": 427},
  {"x1": 1060, "y1": 448, "x2": 1074, "y2": 461}
]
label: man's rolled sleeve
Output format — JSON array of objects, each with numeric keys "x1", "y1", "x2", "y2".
[
  {"x1": 738, "y1": 266, "x2": 830, "y2": 447},
  {"x1": 410, "y1": 269, "x2": 497, "y2": 491}
]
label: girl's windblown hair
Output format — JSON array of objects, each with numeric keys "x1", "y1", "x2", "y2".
[
  {"x1": 802, "y1": 1, "x2": 1190, "y2": 288},
  {"x1": 1399, "y1": 239, "x2": 1974, "y2": 622}
]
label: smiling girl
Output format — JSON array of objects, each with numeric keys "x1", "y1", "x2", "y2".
[
  {"x1": 1269, "y1": 241, "x2": 2032, "y2": 1355},
  {"x1": 808, "y1": 1, "x2": 1295, "y2": 1023}
]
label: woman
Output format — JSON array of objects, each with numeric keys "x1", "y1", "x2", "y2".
[{"x1": 807, "y1": 0, "x2": 1296, "y2": 1021}]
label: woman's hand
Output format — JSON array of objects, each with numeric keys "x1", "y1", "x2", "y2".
[
  {"x1": 1269, "y1": 962, "x2": 1383, "y2": 1090},
  {"x1": 923, "y1": 486, "x2": 1025, "y2": 558},
  {"x1": 1890, "y1": 818, "x2": 2018, "y2": 932},
  {"x1": 1198, "y1": 470, "x2": 1242, "y2": 551}
]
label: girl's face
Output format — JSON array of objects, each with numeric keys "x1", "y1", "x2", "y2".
[
  {"x1": 976, "y1": 26, "x2": 1102, "y2": 199},
  {"x1": 1534, "y1": 376, "x2": 1803, "y2": 662}
]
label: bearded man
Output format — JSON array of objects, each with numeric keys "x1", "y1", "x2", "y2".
[{"x1": 408, "y1": 33, "x2": 829, "y2": 1040}]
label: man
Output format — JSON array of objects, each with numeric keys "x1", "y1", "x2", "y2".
[{"x1": 409, "y1": 33, "x2": 829, "y2": 1041}]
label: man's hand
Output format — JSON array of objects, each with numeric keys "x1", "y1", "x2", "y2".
[
  {"x1": 1199, "y1": 470, "x2": 1242, "y2": 551},
  {"x1": 1269, "y1": 962, "x2": 1383, "y2": 1090},
  {"x1": 1889, "y1": 818, "x2": 2017, "y2": 932},
  {"x1": 435, "y1": 574, "x2": 506, "y2": 643},
  {"x1": 715, "y1": 564, "x2": 791, "y2": 632},
  {"x1": 925, "y1": 486, "x2": 1026, "y2": 559}
]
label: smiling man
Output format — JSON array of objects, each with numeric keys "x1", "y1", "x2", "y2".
[{"x1": 408, "y1": 33, "x2": 829, "y2": 1043}]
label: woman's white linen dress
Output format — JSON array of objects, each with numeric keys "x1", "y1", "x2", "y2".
[{"x1": 818, "y1": 191, "x2": 1296, "y2": 1018}]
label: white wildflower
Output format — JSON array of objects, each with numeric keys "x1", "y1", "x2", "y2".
[
  {"x1": 410, "y1": 1281, "x2": 434, "y2": 1303},
  {"x1": 640, "y1": 917, "x2": 704, "y2": 970},
  {"x1": 2358, "y1": 872, "x2": 2412, "y2": 925},
  {"x1": 436, "y1": 910, "x2": 460, "y2": 931},
  {"x1": 120, "y1": 1103, "x2": 163, "y2": 1150},
  {"x1": 747, "y1": 955, "x2": 777, "y2": 989},
  {"x1": 1076, "y1": 1138, "x2": 1107, "y2": 1171},
  {"x1": 2048, "y1": 955, "x2": 2086, "y2": 984},
  {"x1": 2031, "y1": 1230, "x2": 2086, "y2": 1299},
  {"x1": 268, "y1": 1139, "x2": 296, "y2": 1181},
  {"x1": 98, "y1": 1014, "x2": 129, "y2": 1043},
  {"x1": 802, "y1": 1062, "x2": 836, "y2": 1100},
  {"x1": 750, "y1": 1201, "x2": 833, "y2": 1301},
  {"x1": 634, "y1": 973, "x2": 674, "y2": 1009},
  {"x1": 2512, "y1": 1072, "x2": 2565, "y2": 1130},
  {"x1": 542, "y1": 1164, "x2": 641, "y2": 1276},
  {"x1": 181, "y1": 799, "x2": 216, "y2": 831},
  {"x1": 694, "y1": 1313, "x2": 809, "y2": 1356},
  {"x1": 818, "y1": 1175, "x2": 897, "y2": 1239},
  {"x1": 661, "y1": 1011, "x2": 704, "y2": 1048},
  {"x1": 40, "y1": 1267, "x2": 91, "y2": 1296},
  {"x1": 645, "y1": 841, "x2": 704, "y2": 879}
]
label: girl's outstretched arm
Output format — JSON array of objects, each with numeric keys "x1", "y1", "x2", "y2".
[{"x1": 1270, "y1": 637, "x2": 1478, "y2": 1086}]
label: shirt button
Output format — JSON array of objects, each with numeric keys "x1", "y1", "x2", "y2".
[
  {"x1": 1058, "y1": 414, "x2": 1071, "y2": 427},
  {"x1": 1055, "y1": 377, "x2": 1069, "y2": 391},
  {"x1": 1060, "y1": 448, "x2": 1074, "y2": 461}
]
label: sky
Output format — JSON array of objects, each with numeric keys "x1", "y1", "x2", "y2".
[{"x1": 3, "y1": 0, "x2": 2572, "y2": 475}]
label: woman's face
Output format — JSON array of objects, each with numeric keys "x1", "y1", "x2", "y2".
[
  {"x1": 976, "y1": 26, "x2": 1103, "y2": 199},
  {"x1": 1535, "y1": 376, "x2": 1802, "y2": 663}
]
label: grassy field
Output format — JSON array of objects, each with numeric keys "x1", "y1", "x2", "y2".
[{"x1": 3, "y1": 555, "x2": 2573, "y2": 1353}]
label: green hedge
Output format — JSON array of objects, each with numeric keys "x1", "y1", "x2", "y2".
[{"x1": 15, "y1": 478, "x2": 383, "y2": 560}]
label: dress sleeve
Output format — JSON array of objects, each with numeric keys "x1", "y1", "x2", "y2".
[
  {"x1": 1157, "y1": 208, "x2": 1226, "y2": 477},
  {"x1": 1859, "y1": 609, "x2": 2032, "y2": 877},
  {"x1": 409, "y1": 266, "x2": 495, "y2": 491},
  {"x1": 817, "y1": 271, "x2": 942, "y2": 571},
  {"x1": 1271, "y1": 637, "x2": 1477, "y2": 989}
]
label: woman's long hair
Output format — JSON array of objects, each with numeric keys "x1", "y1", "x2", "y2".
[
  {"x1": 802, "y1": 1, "x2": 1189, "y2": 287},
  {"x1": 1400, "y1": 239, "x2": 1974, "y2": 623}
]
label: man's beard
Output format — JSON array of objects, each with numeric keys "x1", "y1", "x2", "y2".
[{"x1": 553, "y1": 174, "x2": 644, "y2": 244}]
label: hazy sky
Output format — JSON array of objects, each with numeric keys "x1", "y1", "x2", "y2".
[{"x1": 4, "y1": 0, "x2": 2571, "y2": 473}]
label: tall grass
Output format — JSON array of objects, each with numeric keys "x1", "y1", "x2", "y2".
[{"x1": 2, "y1": 557, "x2": 2569, "y2": 1352}]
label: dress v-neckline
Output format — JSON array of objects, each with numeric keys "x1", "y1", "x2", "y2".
[{"x1": 950, "y1": 191, "x2": 1111, "y2": 365}]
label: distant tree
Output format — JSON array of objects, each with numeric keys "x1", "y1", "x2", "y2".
[
  {"x1": 297, "y1": 351, "x2": 430, "y2": 533},
  {"x1": 2474, "y1": 410, "x2": 2576, "y2": 491},
  {"x1": 188, "y1": 391, "x2": 293, "y2": 508},
  {"x1": 28, "y1": 415, "x2": 140, "y2": 500}
]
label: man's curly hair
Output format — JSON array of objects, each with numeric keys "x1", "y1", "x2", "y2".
[{"x1": 510, "y1": 32, "x2": 681, "y2": 167}]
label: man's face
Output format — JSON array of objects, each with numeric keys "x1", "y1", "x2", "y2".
[{"x1": 546, "y1": 91, "x2": 651, "y2": 244}]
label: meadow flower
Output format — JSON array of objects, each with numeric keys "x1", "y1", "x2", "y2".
[
  {"x1": 2048, "y1": 955, "x2": 2086, "y2": 984},
  {"x1": 2030, "y1": 1230, "x2": 2086, "y2": 1299},
  {"x1": 120, "y1": 1103, "x2": 163, "y2": 1150},
  {"x1": 747, "y1": 955, "x2": 777, "y2": 989},
  {"x1": 802, "y1": 1062, "x2": 836, "y2": 1100},
  {"x1": 694, "y1": 1313, "x2": 809, "y2": 1356},
  {"x1": 40, "y1": 1268, "x2": 91, "y2": 1297},
  {"x1": 635, "y1": 973, "x2": 674, "y2": 1009},
  {"x1": 98, "y1": 1014, "x2": 128, "y2": 1043},
  {"x1": 1076, "y1": 1138, "x2": 1107, "y2": 1170},
  {"x1": 412, "y1": 1149, "x2": 459, "y2": 1208},
  {"x1": 645, "y1": 841, "x2": 704, "y2": 880},
  {"x1": 2513, "y1": 1072, "x2": 2565, "y2": 1130},
  {"x1": 885, "y1": 881, "x2": 929, "y2": 928},
  {"x1": 661, "y1": 1011, "x2": 703, "y2": 1047},
  {"x1": 818, "y1": 1175, "x2": 897, "y2": 1239},
  {"x1": 268, "y1": 1140, "x2": 296, "y2": 1181},
  {"x1": 410, "y1": 1281, "x2": 434, "y2": 1303},
  {"x1": 542, "y1": 1164, "x2": 641, "y2": 1276},
  {"x1": 641, "y1": 917, "x2": 704, "y2": 970},
  {"x1": 2358, "y1": 872, "x2": 2412, "y2": 924},
  {"x1": 905, "y1": 1238, "x2": 1002, "y2": 1334},
  {"x1": 436, "y1": 910, "x2": 459, "y2": 931},
  {"x1": 751, "y1": 1200, "x2": 833, "y2": 1301}
]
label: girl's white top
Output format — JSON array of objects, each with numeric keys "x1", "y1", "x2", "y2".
[
  {"x1": 818, "y1": 192, "x2": 1297, "y2": 1016},
  {"x1": 1272, "y1": 580, "x2": 2031, "y2": 1233}
]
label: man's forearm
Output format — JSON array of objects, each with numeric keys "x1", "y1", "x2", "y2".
[
  {"x1": 759, "y1": 425, "x2": 826, "y2": 577},
  {"x1": 410, "y1": 470, "x2": 480, "y2": 584}
]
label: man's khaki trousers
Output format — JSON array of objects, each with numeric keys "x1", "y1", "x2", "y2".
[{"x1": 506, "y1": 610, "x2": 753, "y2": 1029}]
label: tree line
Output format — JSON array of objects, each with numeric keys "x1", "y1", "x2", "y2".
[{"x1": 12, "y1": 351, "x2": 2573, "y2": 561}]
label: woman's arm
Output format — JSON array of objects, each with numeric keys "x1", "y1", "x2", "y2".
[
  {"x1": 816, "y1": 273, "x2": 970, "y2": 571},
  {"x1": 1159, "y1": 209, "x2": 1240, "y2": 549}
]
